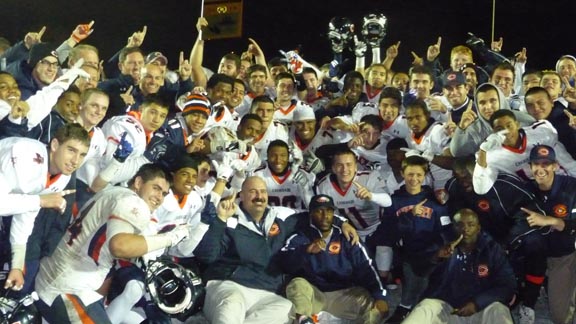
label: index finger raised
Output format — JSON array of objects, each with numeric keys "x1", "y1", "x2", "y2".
[
  {"x1": 417, "y1": 198, "x2": 428, "y2": 206},
  {"x1": 179, "y1": 51, "x2": 184, "y2": 65},
  {"x1": 450, "y1": 234, "x2": 463, "y2": 249},
  {"x1": 87, "y1": 20, "x2": 95, "y2": 28},
  {"x1": 38, "y1": 26, "x2": 47, "y2": 38},
  {"x1": 436, "y1": 36, "x2": 442, "y2": 47},
  {"x1": 140, "y1": 25, "x2": 148, "y2": 36},
  {"x1": 124, "y1": 85, "x2": 133, "y2": 95}
]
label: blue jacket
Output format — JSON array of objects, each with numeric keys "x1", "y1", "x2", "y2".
[
  {"x1": 528, "y1": 175, "x2": 576, "y2": 257},
  {"x1": 372, "y1": 186, "x2": 455, "y2": 274},
  {"x1": 278, "y1": 224, "x2": 387, "y2": 301},
  {"x1": 194, "y1": 206, "x2": 310, "y2": 294},
  {"x1": 446, "y1": 173, "x2": 535, "y2": 244},
  {"x1": 423, "y1": 232, "x2": 516, "y2": 310},
  {"x1": 5, "y1": 60, "x2": 42, "y2": 100}
]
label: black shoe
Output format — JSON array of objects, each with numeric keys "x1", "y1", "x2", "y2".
[{"x1": 386, "y1": 306, "x2": 411, "y2": 323}]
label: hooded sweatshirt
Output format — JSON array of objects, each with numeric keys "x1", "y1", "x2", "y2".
[{"x1": 450, "y1": 83, "x2": 535, "y2": 157}]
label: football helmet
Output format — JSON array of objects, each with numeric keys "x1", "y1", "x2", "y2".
[
  {"x1": 328, "y1": 17, "x2": 354, "y2": 53},
  {"x1": 361, "y1": 13, "x2": 387, "y2": 47},
  {"x1": 145, "y1": 259, "x2": 205, "y2": 318},
  {"x1": 0, "y1": 290, "x2": 41, "y2": 324}
]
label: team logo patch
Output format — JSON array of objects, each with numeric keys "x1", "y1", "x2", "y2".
[
  {"x1": 268, "y1": 223, "x2": 280, "y2": 237},
  {"x1": 477, "y1": 199, "x2": 490, "y2": 212},
  {"x1": 328, "y1": 241, "x2": 341, "y2": 254},
  {"x1": 553, "y1": 204, "x2": 568, "y2": 218},
  {"x1": 315, "y1": 196, "x2": 331, "y2": 203},
  {"x1": 447, "y1": 73, "x2": 456, "y2": 81},
  {"x1": 478, "y1": 264, "x2": 489, "y2": 277},
  {"x1": 33, "y1": 153, "x2": 44, "y2": 164},
  {"x1": 538, "y1": 147, "x2": 550, "y2": 156}
]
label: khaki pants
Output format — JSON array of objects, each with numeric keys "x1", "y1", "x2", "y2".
[
  {"x1": 401, "y1": 299, "x2": 513, "y2": 324},
  {"x1": 285, "y1": 277, "x2": 382, "y2": 324},
  {"x1": 203, "y1": 280, "x2": 293, "y2": 324},
  {"x1": 547, "y1": 251, "x2": 576, "y2": 324}
]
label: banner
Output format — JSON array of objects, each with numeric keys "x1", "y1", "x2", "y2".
[{"x1": 202, "y1": 0, "x2": 243, "y2": 40}]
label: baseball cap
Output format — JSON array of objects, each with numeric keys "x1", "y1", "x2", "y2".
[
  {"x1": 181, "y1": 93, "x2": 211, "y2": 118},
  {"x1": 442, "y1": 71, "x2": 466, "y2": 88},
  {"x1": 293, "y1": 107, "x2": 315, "y2": 122},
  {"x1": 28, "y1": 43, "x2": 58, "y2": 68},
  {"x1": 145, "y1": 51, "x2": 168, "y2": 66},
  {"x1": 309, "y1": 195, "x2": 337, "y2": 212},
  {"x1": 529, "y1": 145, "x2": 557, "y2": 163}
]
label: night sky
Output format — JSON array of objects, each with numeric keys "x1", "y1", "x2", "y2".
[{"x1": 2, "y1": 0, "x2": 575, "y2": 73}]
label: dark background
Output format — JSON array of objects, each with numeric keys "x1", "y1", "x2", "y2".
[{"x1": 1, "y1": 0, "x2": 575, "y2": 73}]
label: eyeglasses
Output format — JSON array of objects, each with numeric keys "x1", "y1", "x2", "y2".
[{"x1": 39, "y1": 59, "x2": 60, "y2": 69}]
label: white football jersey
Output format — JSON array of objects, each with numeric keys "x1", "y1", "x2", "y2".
[
  {"x1": 0, "y1": 137, "x2": 71, "y2": 248},
  {"x1": 273, "y1": 100, "x2": 311, "y2": 124},
  {"x1": 252, "y1": 121, "x2": 289, "y2": 160},
  {"x1": 253, "y1": 164, "x2": 315, "y2": 209},
  {"x1": 315, "y1": 171, "x2": 389, "y2": 240},
  {"x1": 205, "y1": 103, "x2": 237, "y2": 131},
  {"x1": 363, "y1": 83, "x2": 384, "y2": 105},
  {"x1": 35, "y1": 186, "x2": 152, "y2": 306},
  {"x1": 474, "y1": 120, "x2": 576, "y2": 194}
]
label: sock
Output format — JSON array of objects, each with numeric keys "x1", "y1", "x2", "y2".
[{"x1": 106, "y1": 279, "x2": 146, "y2": 324}]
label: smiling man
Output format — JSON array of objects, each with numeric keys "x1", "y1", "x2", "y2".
[
  {"x1": 195, "y1": 176, "x2": 359, "y2": 324},
  {"x1": 473, "y1": 109, "x2": 576, "y2": 195},
  {"x1": 0, "y1": 123, "x2": 90, "y2": 291},
  {"x1": 35, "y1": 163, "x2": 191, "y2": 323}
]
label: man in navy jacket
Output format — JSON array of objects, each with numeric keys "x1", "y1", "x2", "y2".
[
  {"x1": 278, "y1": 194, "x2": 388, "y2": 324},
  {"x1": 403, "y1": 208, "x2": 516, "y2": 324}
]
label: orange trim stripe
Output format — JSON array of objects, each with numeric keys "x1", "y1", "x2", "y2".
[
  {"x1": 503, "y1": 132, "x2": 527, "y2": 154},
  {"x1": 46, "y1": 173, "x2": 62, "y2": 188},
  {"x1": 66, "y1": 294, "x2": 96, "y2": 324},
  {"x1": 525, "y1": 274, "x2": 545, "y2": 285}
]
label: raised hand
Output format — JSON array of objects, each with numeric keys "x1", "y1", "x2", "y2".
[
  {"x1": 127, "y1": 26, "x2": 147, "y2": 48},
  {"x1": 386, "y1": 41, "x2": 401, "y2": 60},
  {"x1": 412, "y1": 198, "x2": 428, "y2": 216},
  {"x1": 411, "y1": 51, "x2": 423, "y2": 66},
  {"x1": 490, "y1": 37, "x2": 503, "y2": 52},
  {"x1": 196, "y1": 17, "x2": 208, "y2": 35},
  {"x1": 9, "y1": 100, "x2": 30, "y2": 119},
  {"x1": 563, "y1": 109, "x2": 576, "y2": 129},
  {"x1": 426, "y1": 37, "x2": 442, "y2": 62},
  {"x1": 179, "y1": 51, "x2": 192, "y2": 81},
  {"x1": 120, "y1": 86, "x2": 135, "y2": 106},
  {"x1": 427, "y1": 96, "x2": 447, "y2": 113},
  {"x1": 70, "y1": 21, "x2": 95, "y2": 43},
  {"x1": 479, "y1": 130, "x2": 509, "y2": 152},
  {"x1": 562, "y1": 76, "x2": 576, "y2": 104},
  {"x1": 514, "y1": 47, "x2": 527, "y2": 64},
  {"x1": 459, "y1": 100, "x2": 477, "y2": 129},
  {"x1": 354, "y1": 36, "x2": 367, "y2": 58},
  {"x1": 24, "y1": 26, "x2": 46, "y2": 49},
  {"x1": 216, "y1": 197, "x2": 237, "y2": 222},
  {"x1": 353, "y1": 181, "x2": 372, "y2": 200},
  {"x1": 444, "y1": 112, "x2": 457, "y2": 137}
]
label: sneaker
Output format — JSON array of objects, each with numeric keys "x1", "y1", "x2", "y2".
[
  {"x1": 518, "y1": 305, "x2": 535, "y2": 324},
  {"x1": 386, "y1": 306, "x2": 410, "y2": 323}
]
